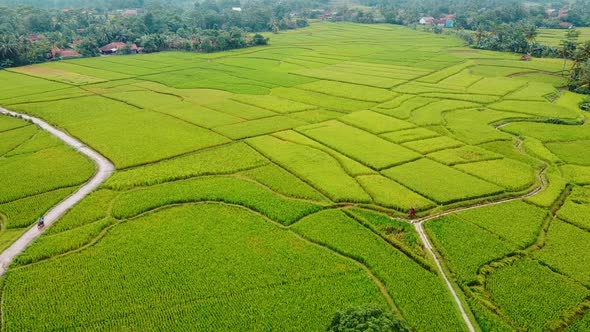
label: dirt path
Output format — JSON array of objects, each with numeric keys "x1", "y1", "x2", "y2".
[
  {"x1": 408, "y1": 130, "x2": 547, "y2": 332},
  {"x1": 0, "y1": 107, "x2": 115, "y2": 276}
]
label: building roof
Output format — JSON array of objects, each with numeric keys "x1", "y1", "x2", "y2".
[
  {"x1": 50, "y1": 48, "x2": 81, "y2": 58},
  {"x1": 558, "y1": 22, "x2": 573, "y2": 27},
  {"x1": 26, "y1": 34, "x2": 45, "y2": 42},
  {"x1": 99, "y1": 42, "x2": 140, "y2": 52},
  {"x1": 60, "y1": 49, "x2": 81, "y2": 58}
]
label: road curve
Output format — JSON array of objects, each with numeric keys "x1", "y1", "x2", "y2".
[
  {"x1": 409, "y1": 157, "x2": 547, "y2": 332},
  {"x1": 0, "y1": 107, "x2": 115, "y2": 276}
]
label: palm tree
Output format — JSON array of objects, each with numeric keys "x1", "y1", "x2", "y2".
[{"x1": 523, "y1": 24, "x2": 537, "y2": 54}]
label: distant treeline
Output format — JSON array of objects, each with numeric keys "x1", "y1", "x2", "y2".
[
  {"x1": 0, "y1": 0, "x2": 323, "y2": 68},
  {"x1": 353, "y1": 0, "x2": 590, "y2": 29}
]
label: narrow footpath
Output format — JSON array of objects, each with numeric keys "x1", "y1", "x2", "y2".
[{"x1": 0, "y1": 107, "x2": 115, "y2": 276}]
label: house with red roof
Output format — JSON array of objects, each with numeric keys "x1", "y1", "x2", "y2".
[
  {"x1": 50, "y1": 48, "x2": 81, "y2": 59},
  {"x1": 99, "y1": 42, "x2": 141, "y2": 55}
]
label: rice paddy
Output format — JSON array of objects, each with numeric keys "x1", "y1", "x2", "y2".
[{"x1": 1, "y1": 22, "x2": 589, "y2": 331}]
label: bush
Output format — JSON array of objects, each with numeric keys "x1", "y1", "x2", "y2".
[
  {"x1": 580, "y1": 97, "x2": 590, "y2": 112},
  {"x1": 326, "y1": 305, "x2": 410, "y2": 332}
]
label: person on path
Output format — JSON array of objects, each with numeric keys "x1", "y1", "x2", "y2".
[
  {"x1": 408, "y1": 208, "x2": 416, "y2": 219},
  {"x1": 37, "y1": 216, "x2": 45, "y2": 229}
]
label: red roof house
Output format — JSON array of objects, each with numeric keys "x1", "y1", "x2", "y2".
[
  {"x1": 50, "y1": 48, "x2": 81, "y2": 59},
  {"x1": 99, "y1": 42, "x2": 140, "y2": 54}
]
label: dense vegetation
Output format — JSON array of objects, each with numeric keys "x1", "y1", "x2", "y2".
[
  {"x1": 1, "y1": 22, "x2": 589, "y2": 331},
  {"x1": 0, "y1": 0, "x2": 317, "y2": 67}
]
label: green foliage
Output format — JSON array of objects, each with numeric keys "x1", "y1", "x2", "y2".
[
  {"x1": 0, "y1": 125, "x2": 36, "y2": 155},
  {"x1": 213, "y1": 116, "x2": 307, "y2": 139},
  {"x1": 47, "y1": 190, "x2": 118, "y2": 234},
  {"x1": 402, "y1": 136, "x2": 463, "y2": 154},
  {"x1": 239, "y1": 165, "x2": 327, "y2": 202},
  {"x1": 546, "y1": 140, "x2": 590, "y2": 166},
  {"x1": 327, "y1": 305, "x2": 410, "y2": 332}
]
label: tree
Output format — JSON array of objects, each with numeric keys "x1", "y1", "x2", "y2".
[
  {"x1": 560, "y1": 29, "x2": 581, "y2": 73},
  {"x1": 523, "y1": 24, "x2": 537, "y2": 54},
  {"x1": 326, "y1": 305, "x2": 410, "y2": 332},
  {"x1": 76, "y1": 39, "x2": 100, "y2": 57}
]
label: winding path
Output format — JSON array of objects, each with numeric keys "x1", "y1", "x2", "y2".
[
  {"x1": 0, "y1": 107, "x2": 115, "y2": 276},
  {"x1": 408, "y1": 130, "x2": 548, "y2": 332}
]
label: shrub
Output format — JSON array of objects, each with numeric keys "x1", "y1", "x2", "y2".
[{"x1": 326, "y1": 305, "x2": 410, "y2": 332}]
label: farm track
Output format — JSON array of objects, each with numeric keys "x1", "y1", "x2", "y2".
[
  {"x1": 407, "y1": 118, "x2": 551, "y2": 332},
  {"x1": 0, "y1": 107, "x2": 115, "y2": 276}
]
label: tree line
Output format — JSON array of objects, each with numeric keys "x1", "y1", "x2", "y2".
[{"x1": 0, "y1": 0, "x2": 320, "y2": 68}]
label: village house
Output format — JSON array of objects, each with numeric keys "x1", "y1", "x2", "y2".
[
  {"x1": 25, "y1": 34, "x2": 45, "y2": 42},
  {"x1": 558, "y1": 22, "x2": 574, "y2": 29},
  {"x1": 99, "y1": 42, "x2": 141, "y2": 55},
  {"x1": 50, "y1": 48, "x2": 81, "y2": 59},
  {"x1": 419, "y1": 16, "x2": 434, "y2": 25}
]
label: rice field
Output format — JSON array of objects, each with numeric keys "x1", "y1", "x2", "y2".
[{"x1": 1, "y1": 22, "x2": 589, "y2": 331}]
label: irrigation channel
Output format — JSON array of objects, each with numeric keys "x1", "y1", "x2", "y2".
[
  {"x1": 0, "y1": 107, "x2": 551, "y2": 332},
  {"x1": 0, "y1": 107, "x2": 115, "y2": 276}
]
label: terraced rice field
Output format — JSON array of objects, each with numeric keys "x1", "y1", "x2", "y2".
[{"x1": 1, "y1": 22, "x2": 589, "y2": 331}]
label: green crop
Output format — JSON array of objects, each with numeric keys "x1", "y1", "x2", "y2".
[
  {"x1": 293, "y1": 210, "x2": 467, "y2": 332},
  {"x1": 299, "y1": 121, "x2": 421, "y2": 169},
  {"x1": 453, "y1": 201, "x2": 548, "y2": 248},
  {"x1": 426, "y1": 216, "x2": 516, "y2": 284},
  {"x1": 4, "y1": 204, "x2": 385, "y2": 331},
  {"x1": 383, "y1": 158, "x2": 503, "y2": 204},
  {"x1": 357, "y1": 175, "x2": 435, "y2": 211},
  {"x1": 340, "y1": 110, "x2": 415, "y2": 134},
  {"x1": 247, "y1": 135, "x2": 371, "y2": 202},
  {"x1": 536, "y1": 220, "x2": 590, "y2": 286},
  {"x1": 111, "y1": 176, "x2": 323, "y2": 224},
  {"x1": 487, "y1": 259, "x2": 589, "y2": 331},
  {"x1": 455, "y1": 159, "x2": 537, "y2": 192}
]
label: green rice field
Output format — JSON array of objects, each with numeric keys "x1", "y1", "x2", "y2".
[{"x1": 1, "y1": 22, "x2": 589, "y2": 331}]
